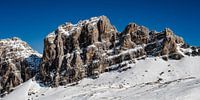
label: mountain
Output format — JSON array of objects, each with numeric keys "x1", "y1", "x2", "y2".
[
  {"x1": 39, "y1": 15, "x2": 199, "y2": 87},
  {"x1": 1, "y1": 16, "x2": 200, "y2": 100},
  {"x1": 0, "y1": 37, "x2": 41, "y2": 96}
]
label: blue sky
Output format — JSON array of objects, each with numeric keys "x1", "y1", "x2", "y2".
[{"x1": 0, "y1": 0, "x2": 200, "y2": 53}]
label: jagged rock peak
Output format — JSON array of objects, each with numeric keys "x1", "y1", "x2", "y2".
[
  {"x1": 47, "y1": 15, "x2": 116, "y2": 38},
  {"x1": 0, "y1": 37, "x2": 42, "y2": 96},
  {"x1": 121, "y1": 23, "x2": 149, "y2": 45},
  {"x1": 122, "y1": 23, "x2": 149, "y2": 34}
]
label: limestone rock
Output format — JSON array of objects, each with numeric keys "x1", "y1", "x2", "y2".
[
  {"x1": 122, "y1": 23, "x2": 149, "y2": 45},
  {"x1": 120, "y1": 34, "x2": 136, "y2": 50},
  {"x1": 145, "y1": 28, "x2": 184, "y2": 57},
  {"x1": 39, "y1": 15, "x2": 198, "y2": 87},
  {"x1": 39, "y1": 16, "x2": 118, "y2": 87}
]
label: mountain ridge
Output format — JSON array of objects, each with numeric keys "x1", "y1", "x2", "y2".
[
  {"x1": 39, "y1": 15, "x2": 200, "y2": 87},
  {"x1": 0, "y1": 15, "x2": 200, "y2": 99}
]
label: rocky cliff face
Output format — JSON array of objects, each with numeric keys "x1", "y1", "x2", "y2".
[
  {"x1": 39, "y1": 16, "x2": 200, "y2": 87},
  {"x1": 0, "y1": 37, "x2": 41, "y2": 96},
  {"x1": 39, "y1": 16, "x2": 117, "y2": 86}
]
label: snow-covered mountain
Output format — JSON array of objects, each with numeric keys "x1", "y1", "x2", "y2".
[
  {"x1": 39, "y1": 15, "x2": 199, "y2": 87},
  {"x1": 1, "y1": 16, "x2": 200, "y2": 100},
  {"x1": 4, "y1": 56, "x2": 200, "y2": 100},
  {"x1": 0, "y1": 37, "x2": 41, "y2": 96}
]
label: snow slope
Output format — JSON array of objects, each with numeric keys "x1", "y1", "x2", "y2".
[
  {"x1": 3, "y1": 80, "x2": 33, "y2": 100},
  {"x1": 3, "y1": 56, "x2": 200, "y2": 100}
]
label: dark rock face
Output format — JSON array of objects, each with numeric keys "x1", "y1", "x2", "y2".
[
  {"x1": 168, "y1": 53, "x2": 184, "y2": 60},
  {"x1": 145, "y1": 28, "x2": 184, "y2": 57},
  {"x1": 0, "y1": 37, "x2": 41, "y2": 96},
  {"x1": 39, "y1": 16, "x2": 192, "y2": 87}
]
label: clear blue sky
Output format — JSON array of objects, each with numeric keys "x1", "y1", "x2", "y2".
[{"x1": 0, "y1": 0, "x2": 200, "y2": 53}]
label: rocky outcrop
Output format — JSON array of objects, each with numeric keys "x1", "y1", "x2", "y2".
[
  {"x1": 121, "y1": 23, "x2": 149, "y2": 45},
  {"x1": 145, "y1": 28, "x2": 184, "y2": 57},
  {"x1": 40, "y1": 16, "x2": 118, "y2": 86},
  {"x1": 0, "y1": 37, "x2": 41, "y2": 96},
  {"x1": 39, "y1": 16, "x2": 192, "y2": 87}
]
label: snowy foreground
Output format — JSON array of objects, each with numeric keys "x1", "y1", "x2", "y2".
[{"x1": 3, "y1": 56, "x2": 200, "y2": 100}]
